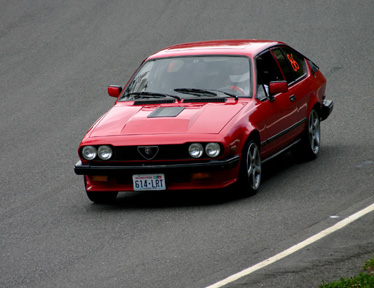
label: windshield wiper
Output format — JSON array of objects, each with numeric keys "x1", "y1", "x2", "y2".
[
  {"x1": 174, "y1": 88, "x2": 217, "y2": 97},
  {"x1": 213, "y1": 90, "x2": 238, "y2": 100},
  {"x1": 174, "y1": 88, "x2": 238, "y2": 100},
  {"x1": 123, "y1": 91, "x2": 181, "y2": 101}
]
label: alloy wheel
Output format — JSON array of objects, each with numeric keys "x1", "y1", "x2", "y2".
[
  {"x1": 247, "y1": 142, "x2": 262, "y2": 191},
  {"x1": 308, "y1": 110, "x2": 321, "y2": 155}
]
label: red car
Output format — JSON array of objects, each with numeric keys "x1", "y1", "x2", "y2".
[{"x1": 74, "y1": 40, "x2": 333, "y2": 203}]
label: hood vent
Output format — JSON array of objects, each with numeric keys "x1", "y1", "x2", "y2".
[{"x1": 148, "y1": 107, "x2": 185, "y2": 118}]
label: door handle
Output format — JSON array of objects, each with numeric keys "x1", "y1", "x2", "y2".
[{"x1": 289, "y1": 95, "x2": 296, "y2": 102}]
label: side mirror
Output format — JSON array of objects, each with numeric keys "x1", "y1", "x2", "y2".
[
  {"x1": 269, "y1": 81, "x2": 288, "y2": 95},
  {"x1": 108, "y1": 85, "x2": 122, "y2": 98}
]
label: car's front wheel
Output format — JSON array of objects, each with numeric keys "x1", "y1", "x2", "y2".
[
  {"x1": 237, "y1": 139, "x2": 262, "y2": 196},
  {"x1": 298, "y1": 108, "x2": 321, "y2": 161}
]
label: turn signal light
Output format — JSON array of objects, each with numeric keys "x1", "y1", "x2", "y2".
[
  {"x1": 91, "y1": 176, "x2": 109, "y2": 182},
  {"x1": 191, "y1": 172, "x2": 211, "y2": 180}
]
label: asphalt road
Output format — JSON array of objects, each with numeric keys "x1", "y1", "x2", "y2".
[{"x1": 1, "y1": 1, "x2": 373, "y2": 287}]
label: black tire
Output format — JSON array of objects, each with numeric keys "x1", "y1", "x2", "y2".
[
  {"x1": 86, "y1": 191, "x2": 118, "y2": 204},
  {"x1": 297, "y1": 108, "x2": 321, "y2": 161},
  {"x1": 237, "y1": 139, "x2": 262, "y2": 196}
]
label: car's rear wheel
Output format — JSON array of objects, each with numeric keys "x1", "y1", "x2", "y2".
[
  {"x1": 237, "y1": 139, "x2": 262, "y2": 195},
  {"x1": 298, "y1": 108, "x2": 321, "y2": 161}
]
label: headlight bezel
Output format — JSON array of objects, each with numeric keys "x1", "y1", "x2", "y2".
[
  {"x1": 188, "y1": 142, "x2": 222, "y2": 159},
  {"x1": 98, "y1": 145, "x2": 113, "y2": 160},
  {"x1": 205, "y1": 142, "x2": 221, "y2": 158},
  {"x1": 188, "y1": 143, "x2": 204, "y2": 158},
  {"x1": 81, "y1": 145, "x2": 113, "y2": 161},
  {"x1": 82, "y1": 146, "x2": 97, "y2": 161}
]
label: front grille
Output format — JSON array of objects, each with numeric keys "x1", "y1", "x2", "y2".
[
  {"x1": 112, "y1": 145, "x2": 190, "y2": 161},
  {"x1": 83, "y1": 144, "x2": 224, "y2": 163}
]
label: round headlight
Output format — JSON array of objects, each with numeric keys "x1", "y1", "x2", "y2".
[
  {"x1": 188, "y1": 143, "x2": 203, "y2": 158},
  {"x1": 205, "y1": 143, "x2": 221, "y2": 158},
  {"x1": 82, "y1": 146, "x2": 97, "y2": 160},
  {"x1": 98, "y1": 145, "x2": 113, "y2": 160}
]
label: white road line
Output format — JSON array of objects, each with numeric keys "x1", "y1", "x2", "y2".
[{"x1": 204, "y1": 203, "x2": 374, "y2": 288}]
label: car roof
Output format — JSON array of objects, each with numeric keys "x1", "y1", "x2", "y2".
[{"x1": 148, "y1": 39, "x2": 285, "y2": 59}]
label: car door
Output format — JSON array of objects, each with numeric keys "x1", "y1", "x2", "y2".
[{"x1": 254, "y1": 50, "x2": 300, "y2": 159}]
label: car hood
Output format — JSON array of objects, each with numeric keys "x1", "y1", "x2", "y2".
[{"x1": 89, "y1": 102, "x2": 246, "y2": 137}]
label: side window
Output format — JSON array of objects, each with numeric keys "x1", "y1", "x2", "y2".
[
  {"x1": 273, "y1": 48, "x2": 306, "y2": 83},
  {"x1": 272, "y1": 49, "x2": 294, "y2": 83},
  {"x1": 256, "y1": 51, "x2": 284, "y2": 100},
  {"x1": 256, "y1": 51, "x2": 284, "y2": 87}
]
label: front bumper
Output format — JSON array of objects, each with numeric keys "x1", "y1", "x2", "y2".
[
  {"x1": 74, "y1": 155, "x2": 240, "y2": 175},
  {"x1": 321, "y1": 99, "x2": 334, "y2": 121},
  {"x1": 74, "y1": 156, "x2": 240, "y2": 191}
]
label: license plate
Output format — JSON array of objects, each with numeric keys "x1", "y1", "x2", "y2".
[{"x1": 132, "y1": 174, "x2": 166, "y2": 191}]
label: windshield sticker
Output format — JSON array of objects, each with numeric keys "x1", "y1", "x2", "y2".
[
  {"x1": 287, "y1": 54, "x2": 300, "y2": 72},
  {"x1": 167, "y1": 60, "x2": 183, "y2": 72}
]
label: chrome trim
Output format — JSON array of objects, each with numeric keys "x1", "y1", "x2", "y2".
[{"x1": 261, "y1": 118, "x2": 306, "y2": 146}]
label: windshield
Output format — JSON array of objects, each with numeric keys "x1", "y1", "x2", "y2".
[{"x1": 121, "y1": 56, "x2": 252, "y2": 101}]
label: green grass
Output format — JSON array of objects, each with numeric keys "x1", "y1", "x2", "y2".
[
  {"x1": 319, "y1": 258, "x2": 374, "y2": 288},
  {"x1": 363, "y1": 258, "x2": 374, "y2": 274}
]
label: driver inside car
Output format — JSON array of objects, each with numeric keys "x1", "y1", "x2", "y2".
[{"x1": 225, "y1": 59, "x2": 250, "y2": 95}]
